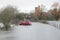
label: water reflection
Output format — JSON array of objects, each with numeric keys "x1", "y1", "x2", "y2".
[{"x1": 0, "y1": 22, "x2": 60, "y2": 40}]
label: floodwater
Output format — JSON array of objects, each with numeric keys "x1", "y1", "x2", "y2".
[{"x1": 0, "y1": 22, "x2": 60, "y2": 40}]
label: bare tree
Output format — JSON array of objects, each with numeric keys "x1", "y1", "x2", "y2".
[
  {"x1": 51, "y1": 2, "x2": 60, "y2": 20},
  {"x1": 51, "y1": 2, "x2": 59, "y2": 9},
  {"x1": 0, "y1": 5, "x2": 18, "y2": 30}
]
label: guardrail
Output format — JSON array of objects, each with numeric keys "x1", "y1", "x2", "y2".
[{"x1": 47, "y1": 21, "x2": 60, "y2": 29}]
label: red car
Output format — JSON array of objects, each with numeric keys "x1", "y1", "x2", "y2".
[{"x1": 18, "y1": 21, "x2": 32, "y2": 25}]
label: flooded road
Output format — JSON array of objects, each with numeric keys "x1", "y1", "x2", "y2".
[{"x1": 0, "y1": 22, "x2": 60, "y2": 40}]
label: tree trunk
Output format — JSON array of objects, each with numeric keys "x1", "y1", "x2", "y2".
[{"x1": 1, "y1": 23, "x2": 11, "y2": 31}]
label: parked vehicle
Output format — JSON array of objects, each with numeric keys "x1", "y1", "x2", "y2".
[{"x1": 18, "y1": 21, "x2": 32, "y2": 25}]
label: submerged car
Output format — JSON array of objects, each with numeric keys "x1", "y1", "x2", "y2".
[{"x1": 18, "y1": 21, "x2": 32, "y2": 25}]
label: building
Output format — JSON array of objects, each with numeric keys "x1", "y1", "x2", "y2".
[{"x1": 34, "y1": 6, "x2": 41, "y2": 16}]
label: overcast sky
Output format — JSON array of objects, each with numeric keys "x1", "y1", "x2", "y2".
[{"x1": 0, "y1": 0, "x2": 60, "y2": 13}]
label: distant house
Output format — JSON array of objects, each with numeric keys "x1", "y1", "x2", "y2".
[{"x1": 34, "y1": 6, "x2": 41, "y2": 16}]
